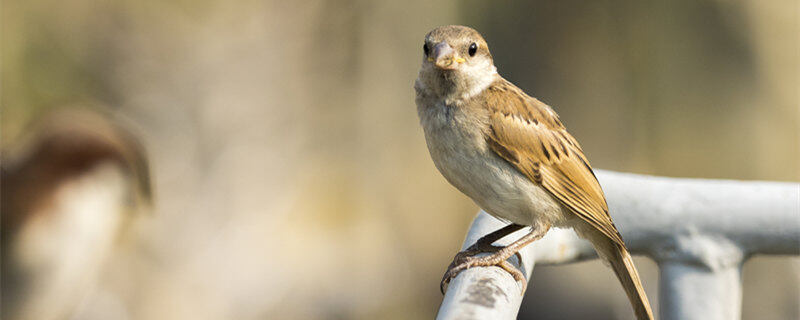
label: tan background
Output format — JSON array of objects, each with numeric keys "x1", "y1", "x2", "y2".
[{"x1": 2, "y1": 0, "x2": 798, "y2": 319}]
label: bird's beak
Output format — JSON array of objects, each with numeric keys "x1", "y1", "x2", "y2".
[{"x1": 429, "y1": 42, "x2": 465, "y2": 70}]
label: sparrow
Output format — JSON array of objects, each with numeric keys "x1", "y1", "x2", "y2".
[
  {"x1": 1, "y1": 109, "x2": 151, "y2": 320},
  {"x1": 415, "y1": 25, "x2": 654, "y2": 320}
]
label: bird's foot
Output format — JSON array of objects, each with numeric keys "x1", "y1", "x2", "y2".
[{"x1": 439, "y1": 243, "x2": 526, "y2": 294}]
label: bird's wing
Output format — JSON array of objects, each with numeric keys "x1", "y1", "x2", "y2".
[{"x1": 481, "y1": 80, "x2": 625, "y2": 246}]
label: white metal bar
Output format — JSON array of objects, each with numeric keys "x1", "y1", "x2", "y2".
[
  {"x1": 436, "y1": 170, "x2": 800, "y2": 320},
  {"x1": 659, "y1": 262, "x2": 742, "y2": 320},
  {"x1": 435, "y1": 213, "x2": 533, "y2": 320},
  {"x1": 435, "y1": 213, "x2": 598, "y2": 320}
]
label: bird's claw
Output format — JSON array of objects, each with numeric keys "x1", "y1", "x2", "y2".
[{"x1": 439, "y1": 245, "x2": 527, "y2": 294}]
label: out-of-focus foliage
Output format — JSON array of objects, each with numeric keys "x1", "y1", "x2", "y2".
[{"x1": 1, "y1": 0, "x2": 797, "y2": 319}]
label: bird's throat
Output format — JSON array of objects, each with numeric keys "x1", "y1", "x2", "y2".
[{"x1": 423, "y1": 68, "x2": 497, "y2": 106}]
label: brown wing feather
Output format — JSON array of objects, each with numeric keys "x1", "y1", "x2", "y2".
[{"x1": 482, "y1": 79, "x2": 625, "y2": 246}]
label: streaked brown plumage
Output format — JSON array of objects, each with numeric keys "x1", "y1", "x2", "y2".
[
  {"x1": 415, "y1": 25, "x2": 654, "y2": 319},
  {"x1": 482, "y1": 79, "x2": 624, "y2": 246}
]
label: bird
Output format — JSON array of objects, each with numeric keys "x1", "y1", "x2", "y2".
[
  {"x1": 1, "y1": 109, "x2": 151, "y2": 320},
  {"x1": 414, "y1": 25, "x2": 654, "y2": 320}
]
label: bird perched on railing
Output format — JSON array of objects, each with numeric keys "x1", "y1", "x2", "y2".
[
  {"x1": 1, "y1": 108, "x2": 151, "y2": 320},
  {"x1": 415, "y1": 25, "x2": 654, "y2": 319}
]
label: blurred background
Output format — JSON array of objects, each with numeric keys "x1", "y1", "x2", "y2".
[{"x1": 1, "y1": 0, "x2": 798, "y2": 319}]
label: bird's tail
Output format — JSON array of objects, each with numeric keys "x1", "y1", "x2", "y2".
[{"x1": 605, "y1": 242, "x2": 655, "y2": 320}]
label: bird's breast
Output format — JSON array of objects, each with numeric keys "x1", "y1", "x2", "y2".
[{"x1": 417, "y1": 100, "x2": 564, "y2": 226}]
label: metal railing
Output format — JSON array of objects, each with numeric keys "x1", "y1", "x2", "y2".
[{"x1": 436, "y1": 170, "x2": 800, "y2": 320}]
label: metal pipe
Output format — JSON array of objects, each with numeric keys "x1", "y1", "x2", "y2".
[{"x1": 436, "y1": 170, "x2": 799, "y2": 320}]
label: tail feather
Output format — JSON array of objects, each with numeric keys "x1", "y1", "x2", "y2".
[{"x1": 607, "y1": 244, "x2": 654, "y2": 320}]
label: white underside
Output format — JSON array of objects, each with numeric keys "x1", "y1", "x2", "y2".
[
  {"x1": 417, "y1": 98, "x2": 569, "y2": 228},
  {"x1": 11, "y1": 164, "x2": 128, "y2": 320}
]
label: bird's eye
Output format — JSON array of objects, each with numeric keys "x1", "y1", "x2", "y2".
[
  {"x1": 423, "y1": 43, "x2": 430, "y2": 56},
  {"x1": 468, "y1": 43, "x2": 478, "y2": 56}
]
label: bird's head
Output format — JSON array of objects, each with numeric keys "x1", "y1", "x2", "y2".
[{"x1": 416, "y1": 25, "x2": 498, "y2": 103}]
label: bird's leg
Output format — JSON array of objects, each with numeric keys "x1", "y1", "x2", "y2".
[
  {"x1": 440, "y1": 222, "x2": 551, "y2": 294},
  {"x1": 441, "y1": 224, "x2": 524, "y2": 294},
  {"x1": 442, "y1": 224, "x2": 524, "y2": 280},
  {"x1": 443, "y1": 224, "x2": 524, "y2": 285},
  {"x1": 459, "y1": 223, "x2": 525, "y2": 256}
]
